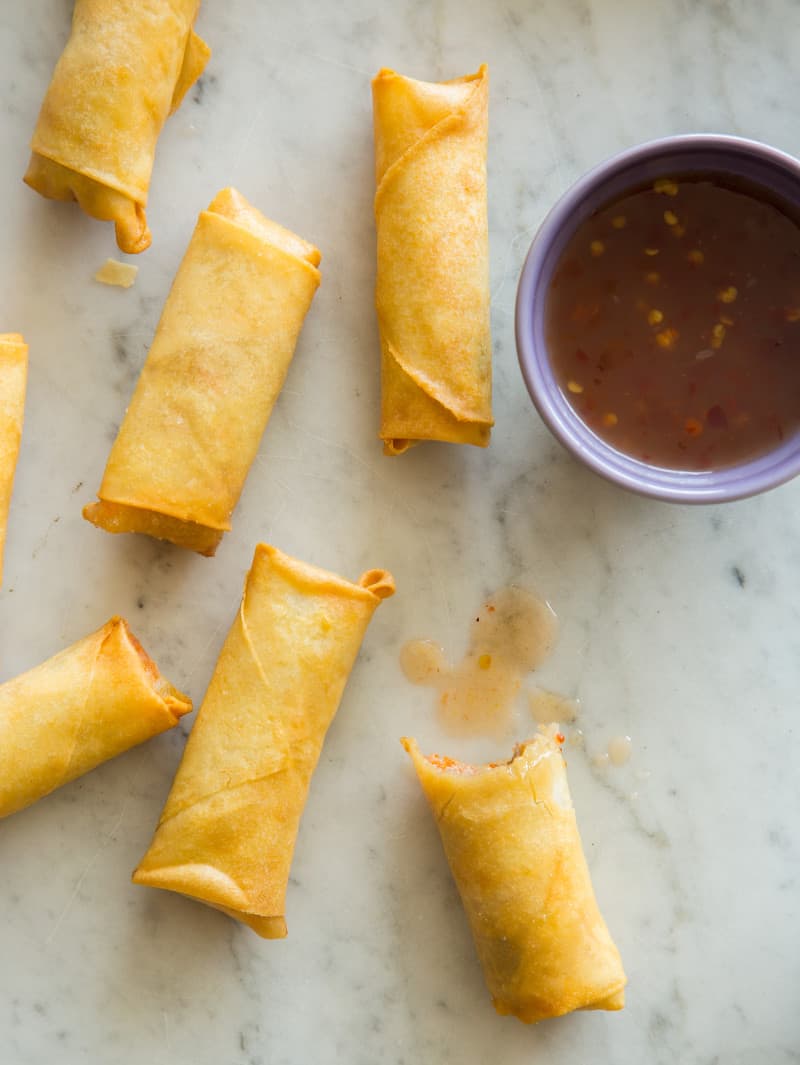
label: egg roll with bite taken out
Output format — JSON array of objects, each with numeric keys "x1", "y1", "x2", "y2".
[
  {"x1": 83, "y1": 188, "x2": 321, "y2": 555},
  {"x1": 0, "y1": 334, "x2": 27, "y2": 589},
  {"x1": 402, "y1": 732, "x2": 626, "y2": 1023},
  {"x1": 24, "y1": 0, "x2": 209, "y2": 253},
  {"x1": 372, "y1": 65, "x2": 493, "y2": 454},
  {"x1": 0, "y1": 618, "x2": 191, "y2": 819},
  {"x1": 133, "y1": 543, "x2": 395, "y2": 937}
]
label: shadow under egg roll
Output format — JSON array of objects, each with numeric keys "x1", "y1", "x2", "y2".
[
  {"x1": 24, "y1": 0, "x2": 210, "y2": 253},
  {"x1": 0, "y1": 334, "x2": 27, "y2": 589},
  {"x1": 0, "y1": 618, "x2": 191, "y2": 819},
  {"x1": 402, "y1": 733, "x2": 626, "y2": 1024},
  {"x1": 83, "y1": 188, "x2": 321, "y2": 555},
  {"x1": 373, "y1": 64, "x2": 493, "y2": 454},
  {"x1": 133, "y1": 543, "x2": 395, "y2": 938}
]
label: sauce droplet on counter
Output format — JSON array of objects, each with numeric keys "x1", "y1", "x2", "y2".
[
  {"x1": 607, "y1": 735, "x2": 633, "y2": 766},
  {"x1": 529, "y1": 687, "x2": 580, "y2": 725},
  {"x1": 399, "y1": 587, "x2": 558, "y2": 738},
  {"x1": 399, "y1": 639, "x2": 449, "y2": 685}
]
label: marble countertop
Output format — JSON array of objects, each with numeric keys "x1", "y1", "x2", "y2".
[{"x1": 1, "y1": 1, "x2": 799, "y2": 1062}]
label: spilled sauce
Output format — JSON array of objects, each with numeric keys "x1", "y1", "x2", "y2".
[
  {"x1": 607, "y1": 734, "x2": 633, "y2": 766},
  {"x1": 594, "y1": 734, "x2": 634, "y2": 768},
  {"x1": 400, "y1": 587, "x2": 558, "y2": 738},
  {"x1": 529, "y1": 688, "x2": 580, "y2": 725},
  {"x1": 399, "y1": 640, "x2": 448, "y2": 685}
]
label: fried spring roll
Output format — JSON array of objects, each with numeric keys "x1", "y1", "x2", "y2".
[
  {"x1": 24, "y1": 0, "x2": 209, "y2": 253},
  {"x1": 402, "y1": 733, "x2": 626, "y2": 1023},
  {"x1": 373, "y1": 65, "x2": 493, "y2": 454},
  {"x1": 0, "y1": 334, "x2": 27, "y2": 589},
  {"x1": 133, "y1": 543, "x2": 395, "y2": 937},
  {"x1": 0, "y1": 618, "x2": 191, "y2": 818},
  {"x1": 83, "y1": 188, "x2": 321, "y2": 555}
]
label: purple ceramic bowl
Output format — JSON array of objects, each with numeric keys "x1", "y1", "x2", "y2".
[{"x1": 515, "y1": 134, "x2": 800, "y2": 503}]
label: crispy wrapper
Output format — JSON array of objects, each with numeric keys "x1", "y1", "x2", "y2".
[
  {"x1": 24, "y1": 0, "x2": 209, "y2": 253},
  {"x1": 0, "y1": 334, "x2": 27, "y2": 589},
  {"x1": 373, "y1": 65, "x2": 493, "y2": 454},
  {"x1": 402, "y1": 733, "x2": 626, "y2": 1024},
  {"x1": 0, "y1": 618, "x2": 191, "y2": 818},
  {"x1": 133, "y1": 543, "x2": 395, "y2": 937},
  {"x1": 83, "y1": 188, "x2": 321, "y2": 555}
]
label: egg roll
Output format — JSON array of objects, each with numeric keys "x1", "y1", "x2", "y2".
[
  {"x1": 133, "y1": 543, "x2": 395, "y2": 937},
  {"x1": 373, "y1": 65, "x2": 493, "y2": 454},
  {"x1": 0, "y1": 617, "x2": 191, "y2": 819},
  {"x1": 402, "y1": 733, "x2": 626, "y2": 1023},
  {"x1": 24, "y1": 0, "x2": 210, "y2": 253},
  {"x1": 83, "y1": 188, "x2": 321, "y2": 555},
  {"x1": 0, "y1": 334, "x2": 27, "y2": 589}
]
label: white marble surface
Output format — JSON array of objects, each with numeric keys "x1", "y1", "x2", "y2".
[{"x1": 1, "y1": 1, "x2": 799, "y2": 1062}]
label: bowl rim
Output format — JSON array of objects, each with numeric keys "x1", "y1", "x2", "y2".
[{"x1": 515, "y1": 133, "x2": 800, "y2": 504}]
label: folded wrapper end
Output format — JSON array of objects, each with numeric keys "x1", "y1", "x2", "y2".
[
  {"x1": 113, "y1": 616, "x2": 193, "y2": 720},
  {"x1": 221, "y1": 909, "x2": 288, "y2": 940},
  {"x1": 82, "y1": 500, "x2": 225, "y2": 557},
  {"x1": 383, "y1": 438, "x2": 416, "y2": 456},
  {"x1": 382, "y1": 426, "x2": 490, "y2": 456},
  {"x1": 358, "y1": 568, "x2": 396, "y2": 599},
  {"x1": 130, "y1": 861, "x2": 288, "y2": 939},
  {"x1": 207, "y1": 187, "x2": 322, "y2": 270},
  {"x1": 169, "y1": 30, "x2": 211, "y2": 116},
  {"x1": 23, "y1": 153, "x2": 152, "y2": 254},
  {"x1": 115, "y1": 206, "x2": 151, "y2": 255}
]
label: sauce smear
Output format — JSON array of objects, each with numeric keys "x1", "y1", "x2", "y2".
[
  {"x1": 547, "y1": 175, "x2": 800, "y2": 469},
  {"x1": 401, "y1": 587, "x2": 558, "y2": 738},
  {"x1": 529, "y1": 687, "x2": 579, "y2": 725}
]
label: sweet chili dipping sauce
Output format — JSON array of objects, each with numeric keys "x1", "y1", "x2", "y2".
[{"x1": 546, "y1": 175, "x2": 800, "y2": 469}]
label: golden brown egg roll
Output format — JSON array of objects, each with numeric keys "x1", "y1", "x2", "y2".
[
  {"x1": 133, "y1": 543, "x2": 395, "y2": 937},
  {"x1": 0, "y1": 617, "x2": 191, "y2": 818},
  {"x1": 373, "y1": 65, "x2": 493, "y2": 454},
  {"x1": 83, "y1": 188, "x2": 321, "y2": 555},
  {"x1": 24, "y1": 0, "x2": 210, "y2": 253},
  {"x1": 402, "y1": 733, "x2": 626, "y2": 1023},
  {"x1": 0, "y1": 334, "x2": 27, "y2": 589}
]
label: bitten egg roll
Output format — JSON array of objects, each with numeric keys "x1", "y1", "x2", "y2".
[
  {"x1": 133, "y1": 543, "x2": 395, "y2": 938},
  {"x1": 24, "y1": 0, "x2": 210, "y2": 253},
  {"x1": 373, "y1": 65, "x2": 493, "y2": 454},
  {"x1": 0, "y1": 334, "x2": 27, "y2": 589},
  {"x1": 402, "y1": 733, "x2": 626, "y2": 1024},
  {"x1": 83, "y1": 188, "x2": 321, "y2": 555},
  {"x1": 0, "y1": 618, "x2": 191, "y2": 819}
]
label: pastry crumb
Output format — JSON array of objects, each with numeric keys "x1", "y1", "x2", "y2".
[{"x1": 94, "y1": 259, "x2": 138, "y2": 289}]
